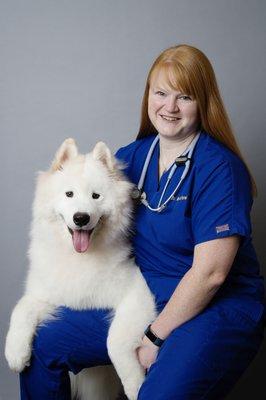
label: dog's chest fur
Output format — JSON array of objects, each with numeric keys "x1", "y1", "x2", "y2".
[{"x1": 27, "y1": 238, "x2": 136, "y2": 310}]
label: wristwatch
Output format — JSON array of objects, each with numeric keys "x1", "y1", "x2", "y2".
[{"x1": 144, "y1": 324, "x2": 164, "y2": 347}]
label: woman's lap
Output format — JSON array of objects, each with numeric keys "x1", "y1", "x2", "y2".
[
  {"x1": 20, "y1": 307, "x2": 113, "y2": 399},
  {"x1": 20, "y1": 304, "x2": 264, "y2": 400}
]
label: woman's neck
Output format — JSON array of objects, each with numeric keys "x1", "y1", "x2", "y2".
[{"x1": 158, "y1": 133, "x2": 196, "y2": 177}]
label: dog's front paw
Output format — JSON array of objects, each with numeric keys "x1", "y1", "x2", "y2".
[
  {"x1": 5, "y1": 330, "x2": 32, "y2": 372},
  {"x1": 123, "y1": 370, "x2": 145, "y2": 400}
]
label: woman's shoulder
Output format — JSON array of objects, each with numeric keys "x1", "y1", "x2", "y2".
[
  {"x1": 115, "y1": 135, "x2": 156, "y2": 182},
  {"x1": 115, "y1": 135, "x2": 156, "y2": 161},
  {"x1": 193, "y1": 131, "x2": 252, "y2": 200},
  {"x1": 195, "y1": 131, "x2": 249, "y2": 175}
]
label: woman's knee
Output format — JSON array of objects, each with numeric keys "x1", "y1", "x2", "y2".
[
  {"x1": 32, "y1": 319, "x2": 67, "y2": 367},
  {"x1": 32, "y1": 309, "x2": 111, "y2": 371}
]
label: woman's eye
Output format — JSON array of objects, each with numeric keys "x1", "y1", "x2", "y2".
[
  {"x1": 179, "y1": 95, "x2": 192, "y2": 101},
  {"x1": 65, "y1": 191, "x2": 74, "y2": 198},
  {"x1": 156, "y1": 91, "x2": 165, "y2": 96},
  {"x1": 92, "y1": 192, "x2": 100, "y2": 199}
]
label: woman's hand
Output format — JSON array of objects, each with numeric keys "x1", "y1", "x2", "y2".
[{"x1": 136, "y1": 335, "x2": 159, "y2": 370}]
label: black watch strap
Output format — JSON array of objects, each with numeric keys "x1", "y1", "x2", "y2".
[{"x1": 144, "y1": 324, "x2": 164, "y2": 347}]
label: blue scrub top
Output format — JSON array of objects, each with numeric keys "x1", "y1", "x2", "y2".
[{"x1": 115, "y1": 131, "x2": 265, "y2": 323}]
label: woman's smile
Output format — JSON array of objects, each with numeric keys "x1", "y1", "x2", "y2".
[{"x1": 160, "y1": 115, "x2": 181, "y2": 122}]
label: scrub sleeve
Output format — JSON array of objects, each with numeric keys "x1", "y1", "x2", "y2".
[{"x1": 191, "y1": 156, "x2": 252, "y2": 244}]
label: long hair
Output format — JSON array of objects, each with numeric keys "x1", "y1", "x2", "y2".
[{"x1": 137, "y1": 44, "x2": 257, "y2": 197}]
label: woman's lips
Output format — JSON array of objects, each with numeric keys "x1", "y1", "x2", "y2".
[{"x1": 160, "y1": 115, "x2": 181, "y2": 121}]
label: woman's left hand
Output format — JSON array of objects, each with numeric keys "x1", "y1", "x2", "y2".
[{"x1": 136, "y1": 335, "x2": 159, "y2": 370}]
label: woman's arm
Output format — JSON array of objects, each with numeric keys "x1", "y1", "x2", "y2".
[
  {"x1": 150, "y1": 235, "x2": 240, "y2": 338},
  {"x1": 137, "y1": 236, "x2": 240, "y2": 369}
]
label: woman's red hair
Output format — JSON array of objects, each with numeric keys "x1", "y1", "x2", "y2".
[{"x1": 137, "y1": 44, "x2": 257, "y2": 197}]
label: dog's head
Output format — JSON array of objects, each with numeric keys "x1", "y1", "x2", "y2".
[{"x1": 33, "y1": 138, "x2": 133, "y2": 253}]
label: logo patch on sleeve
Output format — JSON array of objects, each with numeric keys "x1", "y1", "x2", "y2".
[{"x1": 216, "y1": 224, "x2": 230, "y2": 234}]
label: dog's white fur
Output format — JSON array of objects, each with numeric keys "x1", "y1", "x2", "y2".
[{"x1": 5, "y1": 139, "x2": 156, "y2": 400}]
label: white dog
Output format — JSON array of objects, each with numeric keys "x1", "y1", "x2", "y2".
[{"x1": 5, "y1": 139, "x2": 156, "y2": 400}]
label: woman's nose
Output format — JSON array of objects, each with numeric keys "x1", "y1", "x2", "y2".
[{"x1": 165, "y1": 96, "x2": 179, "y2": 113}]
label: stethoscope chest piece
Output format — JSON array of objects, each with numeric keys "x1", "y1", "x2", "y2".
[
  {"x1": 131, "y1": 187, "x2": 147, "y2": 204},
  {"x1": 131, "y1": 187, "x2": 142, "y2": 201}
]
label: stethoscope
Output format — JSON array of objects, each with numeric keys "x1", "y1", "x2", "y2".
[{"x1": 131, "y1": 132, "x2": 201, "y2": 212}]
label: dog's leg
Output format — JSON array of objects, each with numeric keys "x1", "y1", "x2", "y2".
[
  {"x1": 5, "y1": 294, "x2": 55, "y2": 372},
  {"x1": 107, "y1": 280, "x2": 156, "y2": 400}
]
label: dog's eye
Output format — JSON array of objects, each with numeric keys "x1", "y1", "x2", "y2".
[
  {"x1": 92, "y1": 192, "x2": 100, "y2": 199},
  {"x1": 66, "y1": 191, "x2": 74, "y2": 198}
]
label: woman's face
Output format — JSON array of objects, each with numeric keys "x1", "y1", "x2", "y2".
[{"x1": 148, "y1": 69, "x2": 199, "y2": 140}]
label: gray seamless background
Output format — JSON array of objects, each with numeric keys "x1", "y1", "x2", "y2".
[{"x1": 1, "y1": 1, "x2": 266, "y2": 399}]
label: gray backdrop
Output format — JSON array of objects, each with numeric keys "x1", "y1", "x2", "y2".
[{"x1": 1, "y1": 1, "x2": 266, "y2": 399}]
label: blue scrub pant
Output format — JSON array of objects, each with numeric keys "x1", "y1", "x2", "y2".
[{"x1": 20, "y1": 303, "x2": 264, "y2": 400}]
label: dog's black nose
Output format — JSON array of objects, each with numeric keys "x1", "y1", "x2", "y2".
[{"x1": 73, "y1": 212, "x2": 90, "y2": 227}]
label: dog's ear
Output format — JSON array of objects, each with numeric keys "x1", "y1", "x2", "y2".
[
  {"x1": 51, "y1": 138, "x2": 78, "y2": 171},
  {"x1": 92, "y1": 142, "x2": 115, "y2": 171}
]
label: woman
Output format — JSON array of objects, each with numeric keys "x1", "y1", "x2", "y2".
[
  {"x1": 116, "y1": 44, "x2": 265, "y2": 398},
  {"x1": 20, "y1": 45, "x2": 265, "y2": 399}
]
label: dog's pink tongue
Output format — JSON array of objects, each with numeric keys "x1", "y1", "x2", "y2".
[{"x1": 72, "y1": 230, "x2": 90, "y2": 253}]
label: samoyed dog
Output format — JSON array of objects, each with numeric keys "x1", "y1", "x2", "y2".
[{"x1": 5, "y1": 139, "x2": 156, "y2": 400}]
